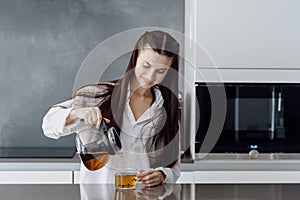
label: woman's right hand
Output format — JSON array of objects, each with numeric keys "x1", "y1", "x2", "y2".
[{"x1": 66, "y1": 107, "x2": 105, "y2": 129}]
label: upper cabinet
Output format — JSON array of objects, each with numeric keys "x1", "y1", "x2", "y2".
[{"x1": 186, "y1": 0, "x2": 300, "y2": 70}]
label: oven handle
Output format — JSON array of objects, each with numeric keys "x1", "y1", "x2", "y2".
[{"x1": 270, "y1": 87, "x2": 275, "y2": 140}]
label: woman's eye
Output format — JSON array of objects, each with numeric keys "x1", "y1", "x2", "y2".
[
  {"x1": 157, "y1": 70, "x2": 166, "y2": 74},
  {"x1": 143, "y1": 65, "x2": 150, "y2": 68}
]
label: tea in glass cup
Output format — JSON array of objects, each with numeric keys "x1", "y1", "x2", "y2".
[{"x1": 115, "y1": 169, "x2": 137, "y2": 190}]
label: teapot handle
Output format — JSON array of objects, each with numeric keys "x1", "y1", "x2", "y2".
[{"x1": 100, "y1": 119, "x2": 108, "y2": 133}]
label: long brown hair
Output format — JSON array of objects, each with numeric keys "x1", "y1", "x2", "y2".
[
  {"x1": 111, "y1": 31, "x2": 180, "y2": 168},
  {"x1": 73, "y1": 31, "x2": 180, "y2": 168}
]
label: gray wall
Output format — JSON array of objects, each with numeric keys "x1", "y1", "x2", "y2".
[{"x1": 0, "y1": 0, "x2": 184, "y2": 147}]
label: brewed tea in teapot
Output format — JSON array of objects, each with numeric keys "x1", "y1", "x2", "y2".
[{"x1": 75, "y1": 119, "x2": 122, "y2": 171}]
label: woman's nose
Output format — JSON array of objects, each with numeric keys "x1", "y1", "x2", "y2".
[{"x1": 145, "y1": 70, "x2": 156, "y2": 82}]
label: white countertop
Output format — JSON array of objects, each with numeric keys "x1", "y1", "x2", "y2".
[{"x1": 2, "y1": 155, "x2": 300, "y2": 172}]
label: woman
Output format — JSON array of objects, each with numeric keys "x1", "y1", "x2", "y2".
[{"x1": 42, "y1": 30, "x2": 180, "y2": 186}]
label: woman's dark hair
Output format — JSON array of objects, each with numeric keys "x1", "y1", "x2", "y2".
[
  {"x1": 111, "y1": 30, "x2": 180, "y2": 168},
  {"x1": 73, "y1": 31, "x2": 180, "y2": 168}
]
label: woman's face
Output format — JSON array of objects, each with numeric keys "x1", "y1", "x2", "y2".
[{"x1": 134, "y1": 48, "x2": 172, "y2": 89}]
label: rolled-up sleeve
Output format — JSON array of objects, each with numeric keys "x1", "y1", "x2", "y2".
[
  {"x1": 155, "y1": 160, "x2": 181, "y2": 183},
  {"x1": 42, "y1": 99, "x2": 74, "y2": 139}
]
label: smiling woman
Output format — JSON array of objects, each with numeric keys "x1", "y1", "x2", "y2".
[
  {"x1": 134, "y1": 46, "x2": 172, "y2": 89},
  {"x1": 130, "y1": 47, "x2": 172, "y2": 120},
  {"x1": 42, "y1": 30, "x2": 181, "y2": 186}
]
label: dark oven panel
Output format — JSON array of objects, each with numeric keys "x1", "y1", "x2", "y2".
[{"x1": 195, "y1": 83, "x2": 300, "y2": 153}]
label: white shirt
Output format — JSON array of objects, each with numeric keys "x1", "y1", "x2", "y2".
[{"x1": 42, "y1": 86, "x2": 180, "y2": 184}]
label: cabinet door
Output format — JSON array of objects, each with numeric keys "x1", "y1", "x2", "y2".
[
  {"x1": 0, "y1": 171, "x2": 72, "y2": 184},
  {"x1": 194, "y1": 171, "x2": 300, "y2": 183},
  {"x1": 177, "y1": 172, "x2": 194, "y2": 183},
  {"x1": 191, "y1": 0, "x2": 300, "y2": 69},
  {"x1": 73, "y1": 171, "x2": 80, "y2": 184},
  {"x1": 74, "y1": 171, "x2": 194, "y2": 184}
]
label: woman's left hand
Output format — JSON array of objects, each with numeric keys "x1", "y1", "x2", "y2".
[{"x1": 137, "y1": 169, "x2": 166, "y2": 187}]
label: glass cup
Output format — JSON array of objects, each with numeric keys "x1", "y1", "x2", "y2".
[{"x1": 115, "y1": 169, "x2": 137, "y2": 190}]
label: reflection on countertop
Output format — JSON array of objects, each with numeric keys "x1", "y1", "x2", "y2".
[
  {"x1": 80, "y1": 184, "x2": 181, "y2": 200},
  {"x1": 193, "y1": 184, "x2": 300, "y2": 200},
  {"x1": 1, "y1": 184, "x2": 300, "y2": 200}
]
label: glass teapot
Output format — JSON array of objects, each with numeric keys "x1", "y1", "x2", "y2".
[{"x1": 70, "y1": 119, "x2": 122, "y2": 171}]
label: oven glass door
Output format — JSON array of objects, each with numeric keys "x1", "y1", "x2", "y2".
[{"x1": 196, "y1": 83, "x2": 300, "y2": 153}]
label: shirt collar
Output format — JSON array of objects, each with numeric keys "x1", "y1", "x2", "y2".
[{"x1": 127, "y1": 83, "x2": 164, "y2": 109}]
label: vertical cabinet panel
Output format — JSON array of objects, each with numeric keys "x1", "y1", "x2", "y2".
[{"x1": 73, "y1": 171, "x2": 80, "y2": 184}]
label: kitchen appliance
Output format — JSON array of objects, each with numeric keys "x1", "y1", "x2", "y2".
[{"x1": 195, "y1": 82, "x2": 300, "y2": 153}]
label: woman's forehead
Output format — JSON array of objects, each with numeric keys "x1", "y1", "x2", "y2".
[{"x1": 138, "y1": 48, "x2": 172, "y2": 67}]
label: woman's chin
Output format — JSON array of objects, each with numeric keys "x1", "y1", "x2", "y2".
[
  {"x1": 140, "y1": 84, "x2": 152, "y2": 89},
  {"x1": 138, "y1": 81, "x2": 154, "y2": 89}
]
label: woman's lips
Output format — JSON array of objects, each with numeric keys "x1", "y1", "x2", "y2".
[
  {"x1": 144, "y1": 80, "x2": 153, "y2": 85},
  {"x1": 142, "y1": 77, "x2": 154, "y2": 85}
]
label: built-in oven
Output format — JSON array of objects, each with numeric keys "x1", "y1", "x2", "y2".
[{"x1": 195, "y1": 82, "x2": 300, "y2": 154}]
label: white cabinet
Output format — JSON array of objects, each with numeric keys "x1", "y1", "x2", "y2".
[
  {"x1": 74, "y1": 171, "x2": 195, "y2": 184},
  {"x1": 188, "y1": 0, "x2": 300, "y2": 70},
  {"x1": 0, "y1": 171, "x2": 73, "y2": 184},
  {"x1": 4, "y1": 170, "x2": 300, "y2": 184},
  {"x1": 185, "y1": 0, "x2": 300, "y2": 81},
  {"x1": 73, "y1": 171, "x2": 80, "y2": 184},
  {"x1": 194, "y1": 171, "x2": 300, "y2": 184},
  {"x1": 177, "y1": 172, "x2": 194, "y2": 183}
]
